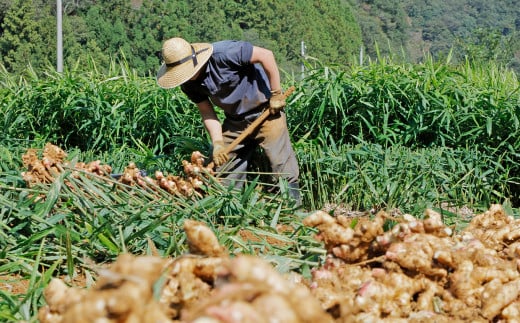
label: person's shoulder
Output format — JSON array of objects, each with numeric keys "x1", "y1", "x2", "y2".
[
  {"x1": 210, "y1": 40, "x2": 254, "y2": 65},
  {"x1": 213, "y1": 40, "x2": 251, "y2": 52}
]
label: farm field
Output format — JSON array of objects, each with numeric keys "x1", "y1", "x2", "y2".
[{"x1": 1, "y1": 58, "x2": 520, "y2": 321}]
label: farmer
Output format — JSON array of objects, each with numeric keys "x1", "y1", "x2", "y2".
[{"x1": 156, "y1": 37, "x2": 301, "y2": 206}]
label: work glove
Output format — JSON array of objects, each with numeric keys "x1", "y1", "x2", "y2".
[
  {"x1": 269, "y1": 89, "x2": 286, "y2": 115},
  {"x1": 212, "y1": 140, "x2": 229, "y2": 167}
]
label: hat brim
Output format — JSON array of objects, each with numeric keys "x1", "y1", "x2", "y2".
[{"x1": 156, "y1": 43, "x2": 213, "y2": 89}]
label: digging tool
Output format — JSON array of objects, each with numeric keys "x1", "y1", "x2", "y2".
[{"x1": 220, "y1": 85, "x2": 296, "y2": 157}]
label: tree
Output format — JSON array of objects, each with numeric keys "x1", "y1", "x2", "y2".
[
  {"x1": 456, "y1": 28, "x2": 519, "y2": 68},
  {"x1": 0, "y1": 0, "x2": 54, "y2": 73},
  {"x1": 288, "y1": 0, "x2": 362, "y2": 65},
  {"x1": 188, "y1": 0, "x2": 242, "y2": 42}
]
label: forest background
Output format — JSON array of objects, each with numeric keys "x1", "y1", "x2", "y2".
[{"x1": 1, "y1": 0, "x2": 519, "y2": 77}]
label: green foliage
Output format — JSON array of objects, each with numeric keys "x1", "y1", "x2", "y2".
[
  {"x1": 1, "y1": 0, "x2": 519, "y2": 76},
  {"x1": 288, "y1": 57, "x2": 520, "y2": 204},
  {"x1": 290, "y1": 56, "x2": 520, "y2": 150},
  {"x1": 348, "y1": 0, "x2": 409, "y2": 60},
  {"x1": 0, "y1": 59, "x2": 205, "y2": 167},
  {"x1": 402, "y1": 0, "x2": 520, "y2": 67},
  {"x1": 455, "y1": 28, "x2": 520, "y2": 69},
  {"x1": 297, "y1": 141, "x2": 511, "y2": 212},
  {"x1": 0, "y1": 0, "x2": 363, "y2": 76},
  {"x1": 0, "y1": 0, "x2": 53, "y2": 74},
  {"x1": 2, "y1": 55, "x2": 520, "y2": 206},
  {"x1": 279, "y1": 1, "x2": 362, "y2": 66}
]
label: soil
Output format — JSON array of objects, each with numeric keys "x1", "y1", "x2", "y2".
[
  {"x1": 0, "y1": 274, "x2": 29, "y2": 295},
  {"x1": 0, "y1": 273, "x2": 88, "y2": 296},
  {"x1": 238, "y1": 225, "x2": 294, "y2": 249}
]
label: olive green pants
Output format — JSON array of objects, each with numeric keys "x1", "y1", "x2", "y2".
[{"x1": 215, "y1": 111, "x2": 300, "y2": 190}]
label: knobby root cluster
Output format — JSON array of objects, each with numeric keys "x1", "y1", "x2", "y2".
[
  {"x1": 21, "y1": 143, "x2": 214, "y2": 198},
  {"x1": 38, "y1": 204, "x2": 520, "y2": 322},
  {"x1": 38, "y1": 219, "x2": 332, "y2": 323},
  {"x1": 305, "y1": 204, "x2": 520, "y2": 322}
]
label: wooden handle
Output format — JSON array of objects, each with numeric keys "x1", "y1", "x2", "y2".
[{"x1": 222, "y1": 86, "x2": 296, "y2": 155}]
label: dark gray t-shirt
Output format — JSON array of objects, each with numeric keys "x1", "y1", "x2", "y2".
[{"x1": 181, "y1": 40, "x2": 271, "y2": 116}]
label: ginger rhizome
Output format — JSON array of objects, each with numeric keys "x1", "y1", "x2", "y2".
[
  {"x1": 304, "y1": 204, "x2": 520, "y2": 321},
  {"x1": 21, "y1": 143, "x2": 214, "y2": 198},
  {"x1": 39, "y1": 220, "x2": 333, "y2": 323}
]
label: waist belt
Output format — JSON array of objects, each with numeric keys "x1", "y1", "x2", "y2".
[{"x1": 225, "y1": 103, "x2": 268, "y2": 122}]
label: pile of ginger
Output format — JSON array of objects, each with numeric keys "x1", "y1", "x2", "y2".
[
  {"x1": 21, "y1": 143, "x2": 214, "y2": 197},
  {"x1": 305, "y1": 204, "x2": 520, "y2": 322},
  {"x1": 38, "y1": 204, "x2": 520, "y2": 322},
  {"x1": 38, "y1": 219, "x2": 331, "y2": 323}
]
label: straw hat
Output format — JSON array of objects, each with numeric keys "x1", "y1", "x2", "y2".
[{"x1": 156, "y1": 38, "x2": 213, "y2": 89}]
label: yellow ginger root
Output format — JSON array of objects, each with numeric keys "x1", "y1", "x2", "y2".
[
  {"x1": 22, "y1": 143, "x2": 115, "y2": 186},
  {"x1": 481, "y1": 278, "x2": 520, "y2": 320},
  {"x1": 184, "y1": 283, "x2": 270, "y2": 322},
  {"x1": 95, "y1": 253, "x2": 166, "y2": 287},
  {"x1": 310, "y1": 261, "x2": 456, "y2": 321},
  {"x1": 160, "y1": 256, "x2": 227, "y2": 318},
  {"x1": 440, "y1": 224, "x2": 520, "y2": 315},
  {"x1": 384, "y1": 233, "x2": 453, "y2": 278},
  {"x1": 303, "y1": 210, "x2": 386, "y2": 262},
  {"x1": 22, "y1": 148, "x2": 39, "y2": 168},
  {"x1": 464, "y1": 204, "x2": 520, "y2": 251},
  {"x1": 303, "y1": 210, "x2": 354, "y2": 245},
  {"x1": 43, "y1": 142, "x2": 67, "y2": 164},
  {"x1": 302, "y1": 204, "x2": 520, "y2": 321},
  {"x1": 221, "y1": 255, "x2": 334, "y2": 323},
  {"x1": 21, "y1": 149, "x2": 55, "y2": 184},
  {"x1": 156, "y1": 171, "x2": 180, "y2": 195},
  {"x1": 354, "y1": 269, "x2": 449, "y2": 318},
  {"x1": 38, "y1": 278, "x2": 86, "y2": 322},
  {"x1": 40, "y1": 142, "x2": 67, "y2": 175},
  {"x1": 332, "y1": 212, "x2": 386, "y2": 262},
  {"x1": 423, "y1": 209, "x2": 453, "y2": 237},
  {"x1": 309, "y1": 260, "x2": 373, "y2": 318},
  {"x1": 503, "y1": 240, "x2": 520, "y2": 261},
  {"x1": 375, "y1": 209, "x2": 451, "y2": 252},
  {"x1": 501, "y1": 300, "x2": 520, "y2": 322},
  {"x1": 160, "y1": 220, "x2": 229, "y2": 318},
  {"x1": 119, "y1": 162, "x2": 143, "y2": 185},
  {"x1": 183, "y1": 219, "x2": 227, "y2": 257},
  {"x1": 466, "y1": 204, "x2": 511, "y2": 230},
  {"x1": 37, "y1": 203, "x2": 520, "y2": 322},
  {"x1": 200, "y1": 300, "x2": 268, "y2": 323},
  {"x1": 177, "y1": 254, "x2": 333, "y2": 323},
  {"x1": 21, "y1": 144, "x2": 212, "y2": 198},
  {"x1": 352, "y1": 211, "x2": 386, "y2": 243},
  {"x1": 449, "y1": 260, "x2": 484, "y2": 307},
  {"x1": 38, "y1": 254, "x2": 170, "y2": 323},
  {"x1": 182, "y1": 151, "x2": 215, "y2": 188},
  {"x1": 191, "y1": 151, "x2": 206, "y2": 167},
  {"x1": 252, "y1": 292, "x2": 301, "y2": 323},
  {"x1": 375, "y1": 222, "x2": 413, "y2": 249}
]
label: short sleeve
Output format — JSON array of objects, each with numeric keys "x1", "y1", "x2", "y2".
[{"x1": 181, "y1": 83, "x2": 208, "y2": 104}]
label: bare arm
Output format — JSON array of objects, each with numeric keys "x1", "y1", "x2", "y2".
[
  {"x1": 196, "y1": 99, "x2": 223, "y2": 143},
  {"x1": 250, "y1": 46, "x2": 281, "y2": 93}
]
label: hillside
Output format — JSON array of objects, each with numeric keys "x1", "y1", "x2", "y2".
[
  {"x1": 349, "y1": 0, "x2": 520, "y2": 68},
  {"x1": 0, "y1": 0, "x2": 518, "y2": 75}
]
